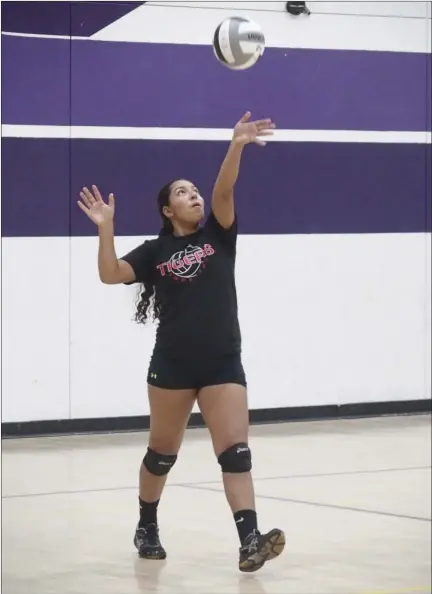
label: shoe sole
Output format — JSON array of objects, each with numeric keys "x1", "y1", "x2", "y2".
[
  {"x1": 134, "y1": 536, "x2": 167, "y2": 560},
  {"x1": 239, "y1": 528, "x2": 286, "y2": 573},
  {"x1": 137, "y1": 551, "x2": 167, "y2": 560}
]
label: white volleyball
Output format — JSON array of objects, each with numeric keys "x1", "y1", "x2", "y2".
[{"x1": 213, "y1": 16, "x2": 265, "y2": 71}]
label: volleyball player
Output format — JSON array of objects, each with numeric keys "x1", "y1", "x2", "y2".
[{"x1": 78, "y1": 112, "x2": 285, "y2": 572}]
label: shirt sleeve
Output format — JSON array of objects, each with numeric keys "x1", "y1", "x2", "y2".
[
  {"x1": 205, "y1": 210, "x2": 238, "y2": 251},
  {"x1": 119, "y1": 239, "x2": 156, "y2": 285}
]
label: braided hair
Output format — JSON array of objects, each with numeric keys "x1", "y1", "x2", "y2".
[{"x1": 134, "y1": 181, "x2": 175, "y2": 324}]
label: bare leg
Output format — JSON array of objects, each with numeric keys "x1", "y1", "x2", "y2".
[
  {"x1": 198, "y1": 383, "x2": 254, "y2": 513},
  {"x1": 140, "y1": 385, "x2": 196, "y2": 503},
  {"x1": 135, "y1": 386, "x2": 196, "y2": 559},
  {"x1": 198, "y1": 383, "x2": 285, "y2": 572}
]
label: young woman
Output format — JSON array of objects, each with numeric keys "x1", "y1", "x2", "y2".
[{"x1": 78, "y1": 112, "x2": 285, "y2": 573}]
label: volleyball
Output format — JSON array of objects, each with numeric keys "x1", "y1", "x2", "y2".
[{"x1": 213, "y1": 16, "x2": 265, "y2": 70}]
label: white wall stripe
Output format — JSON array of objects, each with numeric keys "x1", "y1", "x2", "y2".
[
  {"x1": 1, "y1": 31, "x2": 88, "y2": 41},
  {"x1": 1, "y1": 125, "x2": 431, "y2": 144},
  {"x1": 91, "y1": 3, "x2": 431, "y2": 53},
  {"x1": 148, "y1": 1, "x2": 431, "y2": 20}
]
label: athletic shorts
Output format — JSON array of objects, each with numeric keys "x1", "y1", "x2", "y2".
[{"x1": 147, "y1": 352, "x2": 246, "y2": 390}]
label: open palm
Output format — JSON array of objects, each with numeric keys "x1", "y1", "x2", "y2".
[
  {"x1": 78, "y1": 185, "x2": 115, "y2": 226},
  {"x1": 233, "y1": 111, "x2": 275, "y2": 146}
]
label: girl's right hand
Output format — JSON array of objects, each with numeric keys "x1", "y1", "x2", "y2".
[{"x1": 78, "y1": 185, "x2": 115, "y2": 226}]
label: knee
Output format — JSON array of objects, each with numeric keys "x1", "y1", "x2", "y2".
[
  {"x1": 143, "y1": 446, "x2": 178, "y2": 477},
  {"x1": 217, "y1": 442, "x2": 252, "y2": 473}
]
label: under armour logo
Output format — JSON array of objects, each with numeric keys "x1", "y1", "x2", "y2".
[{"x1": 150, "y1": 372, "x2": 157, "y2": 379}]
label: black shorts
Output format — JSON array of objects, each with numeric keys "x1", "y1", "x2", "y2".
[{"x1": 147, "y1": 352, "x2": 246, "y2": 390}]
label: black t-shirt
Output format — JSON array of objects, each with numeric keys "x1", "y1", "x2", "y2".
[{"x1": 120, "y1": 211, "x2": 241, "y2": 362}]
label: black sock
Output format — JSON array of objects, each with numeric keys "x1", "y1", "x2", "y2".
[
  {"x1": 139, "y1": 497, "x2": 159, "y2": 527},
  {"x1": 234, "y1": 509, "x2": 258, "y2": 544}
]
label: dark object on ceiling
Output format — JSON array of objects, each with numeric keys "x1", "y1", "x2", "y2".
[{"x1": 285, "y1": 2, "x2": 311, "y2": 16}]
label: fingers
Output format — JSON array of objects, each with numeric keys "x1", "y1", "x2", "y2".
[
  {"x1": 80, "y1": 187, "x2": 95, "y2": 209},
  {"x1": 254, "y1": 118, "x2": 274, "y2": 127},
  {"x1": 238, "y1": 114, "x2": 275, "y2": 127},
  {"x1": 78, "y1": 186, "x2": 115, "y2": 219},
  {"x1": 77, "y1": 200, "x2": 90, "y2": 215},
  {"x1": 79, "y1": 185, "x2": 109, "y2": 206},
  {"x1": 255, "y1": 120, "x2": 275, "y2": 144},
  {"x1": 92, "y1": 185, "x2": 103, "y2": 203},
  {"x1": 238, "y1": 111, "x2": 251, "y2": 123}
]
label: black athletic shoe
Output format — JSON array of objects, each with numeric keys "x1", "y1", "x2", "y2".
[
  {"x1": 134, "y1": 523, "x2": 167, "y2": 560},
  {"x1": 238, "y1": 528, "x2": 285, "y2": 572}
]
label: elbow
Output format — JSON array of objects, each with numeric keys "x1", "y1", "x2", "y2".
[
  {"x1": 99, "y1": 272, "x2": 117, "y2": 285},
  {"x1": 212, "y1": 189, "x2": 233, "y2": 203},
  {"x1": 99, "y1": 263, "x2": 122, "y2": 285}
]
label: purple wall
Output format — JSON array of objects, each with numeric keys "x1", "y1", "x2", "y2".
[{"x1": 1, "y1": 1, "x2": 431, "y2": 237}]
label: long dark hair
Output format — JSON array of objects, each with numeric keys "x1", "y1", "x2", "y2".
[{"x1": 134, "y1": 181, "x2": 175, "y2": 324}]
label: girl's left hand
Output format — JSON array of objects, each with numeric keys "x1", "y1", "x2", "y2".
[{"x1": 232, "y1": 111, "x2": 275, "y2": 147}]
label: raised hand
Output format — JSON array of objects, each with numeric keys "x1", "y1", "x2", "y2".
[
  {"x1": 232, "y1": 111, "x2": 275, "y2": 147},
  {"x1": 78, "y1": 185, "x2": 115, "y2": 226}
]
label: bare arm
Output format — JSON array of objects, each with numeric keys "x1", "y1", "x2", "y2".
[
  {"x1": 211, "y1": 112, "x2": 275, "y2": 229},
  {"x1": 211, "y1": 140, "x2": 244, "y2": 229},
  {"x1": 78, "y1": 185, "x2": 135, "y2": 285},
  {"x1": 98, "y1": 221, "x2": 135, "y2": 284}
]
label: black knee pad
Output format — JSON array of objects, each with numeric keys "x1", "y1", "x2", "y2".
[
  {"x1": 218, "y1": 443, "x2": 252, "y2": 473},
  {"x1": 143, "y1": 447, "x2": 177, "y2": 476}
]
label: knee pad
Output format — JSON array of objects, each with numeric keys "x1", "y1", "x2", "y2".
[
  {"x1": 218, "y1": 443, "x2": 252, "y2": 473},
  {"x1": 143, "y1": 447, "x2": 177, "y2": 476}
]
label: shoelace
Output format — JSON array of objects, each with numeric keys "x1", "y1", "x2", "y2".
[
  {"x1": 137, "y1": 525, "x2": 160, "y2": 546},
  {"x1": 244, "y1": 534, "x2": 259, "y2": 554}
]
